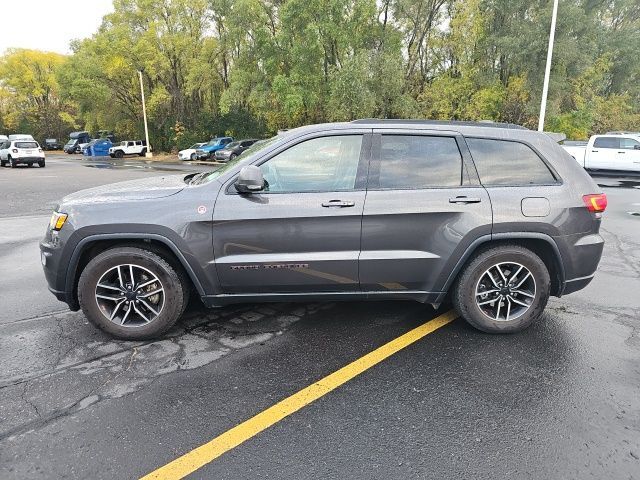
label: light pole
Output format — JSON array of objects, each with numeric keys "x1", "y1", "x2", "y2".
[
  {"x1": 538, "y1": 0, "x2": 559, "y2": 132},
  {"x1": 138, "y1": 70, "x2": 152, "y2": 158}
]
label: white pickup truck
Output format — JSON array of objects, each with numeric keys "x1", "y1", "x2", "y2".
[
  {"x1": 109, "y1": 140, "x2": 148, "y2": 158},
  {"x1": 561, "y1": 134, "x2": 640, "y2": 172}
]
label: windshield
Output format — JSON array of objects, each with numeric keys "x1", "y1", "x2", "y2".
[
  {"x1": 225, "y1": 141, "x2": 240, "y2": 149},
  {"x1": 189, "y1": 143, "x2": 202, "y2": 149},
  {"x1": 191, "y1": 136, "x2": 279, "y2": 185},
  {"x1": 65, "y1": 140, "x2": 76, "y2": 146},
  {"x1": 206, "y1": 139, "x2": 221, "y2": 146}
]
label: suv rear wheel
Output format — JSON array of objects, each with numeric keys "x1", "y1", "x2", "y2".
[
  {"x1": 78, "y1": 247, "x2": 188, "y2": 339},
  {"x1": 453, "y1": 245, "x2": 550, "y2": 333}
]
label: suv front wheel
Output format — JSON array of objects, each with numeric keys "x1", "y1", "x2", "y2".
[
  {"x1": 453, "y1": 245, "x2": 550, "y2": 333},
  {"x1": 78, "y1": 247, "x2": 188, "y2": 339}
]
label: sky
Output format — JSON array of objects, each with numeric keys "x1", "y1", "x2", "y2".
[{"x1": 0, "y1": 0, "x2": 114, "y2": 55}]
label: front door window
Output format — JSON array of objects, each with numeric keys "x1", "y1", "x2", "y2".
[{"x1": 259, "y1": 135, "x2": 363, "y2": 193}]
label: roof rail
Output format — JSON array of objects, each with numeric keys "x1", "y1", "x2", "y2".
[{"x1": 350, "y1": 118, "x2": 528, "y2": 130}]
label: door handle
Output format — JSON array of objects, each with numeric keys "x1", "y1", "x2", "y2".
[
  {"x1": 449, "y1": 196, "x2": 481, "y2": 204},
  {"x1": 618, "y1": 151, "x2": 626, "y2": 154},
  {"x1": 322, "y1": 200, "x2": 355, "y2": 208},
  {"x1": 591, "y1": 150, "x2": 599, "y2": 152}
]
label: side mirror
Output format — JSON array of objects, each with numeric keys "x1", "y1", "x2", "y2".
[
  {"x1": 235, "y1": 165, "x2": 264, "y2": 193},
  {"x1": 634, "y1": 144, "x2": 640, "y2": 150}
]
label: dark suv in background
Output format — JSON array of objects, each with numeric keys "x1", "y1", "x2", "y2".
[
  {"x1": 40, "y1": 120, "x2": 606, "y2": 340},
  {"x1": 214, "y1": 139, "x2": 259, "y2": 162}
]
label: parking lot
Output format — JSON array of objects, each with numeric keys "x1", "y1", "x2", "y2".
[{"x1": 0, "y1": 154, "x2": 638, "y2": 479}]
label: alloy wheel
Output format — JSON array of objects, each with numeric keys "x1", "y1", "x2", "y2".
[
  {"x1": 475, "y1": 262, "x2": 536, "y2": 322},
  {"x1": 94, "y1": 264, "x2": 165, "y2": 327}
]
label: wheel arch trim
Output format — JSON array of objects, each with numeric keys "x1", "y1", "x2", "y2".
[
  {"x1": 65, "y1": 233, "x2": 207, "y2": 299},
  {"x1": 437, "y1": 232, "x2": 566, "y2": 302}
]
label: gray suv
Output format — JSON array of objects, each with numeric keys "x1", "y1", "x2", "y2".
[{"x1": 40, "y1": 120, "x2": 607, "y2": 340}]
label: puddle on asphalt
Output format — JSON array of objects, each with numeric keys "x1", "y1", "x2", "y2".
[
  {"x1": 83, "y1": 162, "x2": 183, "y2": 172},
  {"x1": 592, "y1": 173, "x2": 640, "y2": 189},
  {"x1": 596, "y1": 180, "x2": 640, "y2": 189}
]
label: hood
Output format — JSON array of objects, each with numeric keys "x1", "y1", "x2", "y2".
[{"x1": 61, "y1": 174, "x2": 187, "y2": 205}]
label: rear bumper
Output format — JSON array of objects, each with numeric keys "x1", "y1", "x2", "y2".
[
  {"x1": 562, "y1": 274, "x2": 596, "y2": 295},
  {"x1": 555, "y1": 232, "x2": 604, "y2": 296},
  {"x1": 13, "y1": 156, "x2": 44, "y2": 163}
]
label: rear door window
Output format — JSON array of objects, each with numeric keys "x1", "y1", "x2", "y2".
[
  {"x1": 619, "y1": 137, "x2": 640, "y2": 150},
  {"x1": 374, "y1": 135, "x2": 462, "y2": 189},
  {"x1": 466, "y1": 138, "x2": 556, "y2": 186}
]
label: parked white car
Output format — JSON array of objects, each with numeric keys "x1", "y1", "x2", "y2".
[
  {"x1": 0, "y1": 139, "x2": 46, "y2": 168},
  {"x1": 178, "y1": 142, "x2": 206, "y2": 161},
  {"x1": 109, "y1": 140, "x2": 148, "y2": 158},
  {"x1": 561, "y1": 134, "x2": 640, "y2": 172}
]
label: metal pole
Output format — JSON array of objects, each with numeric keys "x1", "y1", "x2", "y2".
[
  {"x1": 138, "y1": 70, "x2": 152, "y2": 157},
  {"x1": 538, "y1": 0, "x2": 559, "y2": 132}
]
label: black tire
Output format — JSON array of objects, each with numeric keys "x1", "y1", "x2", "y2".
[
  {"x1": 38, "y1": 160, "x2": 45, "y2": 168},
  {"x1": 452, "y1": 244, "x2": 550, "y2": 334},
  {"x1": 114, "y1": 150, "x2": 124, "y2": 158},
  {"x1": 139, "y1": 148, "x2": 147, "y2": 157},
  {"x1": 229, "y1": 153, "x2": 237, "y2": 161},
  {"x1": 78, "y1": 247, "x2": 188, "y2": 339},
  {"x1": 0, "y1": 159, "x2": 5, "y2": 167},
  {"x1": 190, "y1": 153, "x2": 196, "y2": 161},
  {"x1": 9, "y1": 157, "x2": 16, "y2": 168}
]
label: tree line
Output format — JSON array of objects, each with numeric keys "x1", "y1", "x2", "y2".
[{"x1": 0, "y1": 0, "x2": 638, "y2": 150}]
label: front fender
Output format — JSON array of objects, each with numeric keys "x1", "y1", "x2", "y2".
[{"x1": 63, "y1": 228, "x2": 212, "y2": 302}]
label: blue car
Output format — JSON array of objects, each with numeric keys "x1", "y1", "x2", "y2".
[{"x1": 194, "y1": 137, "x2": 233, "y2": 160}]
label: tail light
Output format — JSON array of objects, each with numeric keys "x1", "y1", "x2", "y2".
[
  {"x1": 38, "y1": 148, "x2": 43, "y2": 153},
  {"x1": 12, "y1": 149, "x2": 18, "y2": 153},
  {"x1": 583, "y1": 193, "x2": 607, "y2": 213}
]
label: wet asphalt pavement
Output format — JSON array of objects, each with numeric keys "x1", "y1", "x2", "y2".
[{"x1": 0, "y1": 155, "x2": 638, "y2": 479}]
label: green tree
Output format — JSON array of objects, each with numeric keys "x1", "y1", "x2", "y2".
[{"x1": 0, "y1": 49, "x2": 77, "y2": 139}]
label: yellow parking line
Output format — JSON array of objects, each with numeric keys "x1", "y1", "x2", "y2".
[{"x1": 140, "y1": 309, "x2": 458, "y2": 480}]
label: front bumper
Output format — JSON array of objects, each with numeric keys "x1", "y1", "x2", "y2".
[
  {"x1": 40, "y1": 237, "x2": 78, "y2": 310},
  {"x1": 40, "y1": 220, "x2": 82, "y2": 310}
]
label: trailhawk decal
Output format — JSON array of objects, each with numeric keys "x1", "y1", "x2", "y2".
[{"x1": 230, "y1": 264, "x2": 309, "y2": 271}]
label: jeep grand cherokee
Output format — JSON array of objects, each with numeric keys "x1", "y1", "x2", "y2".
[{"x1": 40, "y1": 120, "x2": 606, "y2": 339}]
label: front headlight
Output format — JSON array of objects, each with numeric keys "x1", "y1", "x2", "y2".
[{"x1": 49, "y1": 212, "x2": 68, "y2": 231}]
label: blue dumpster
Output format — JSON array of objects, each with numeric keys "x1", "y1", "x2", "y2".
[{"x1": 84, "y1": 138, "x2": 113, "y2": 157}]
